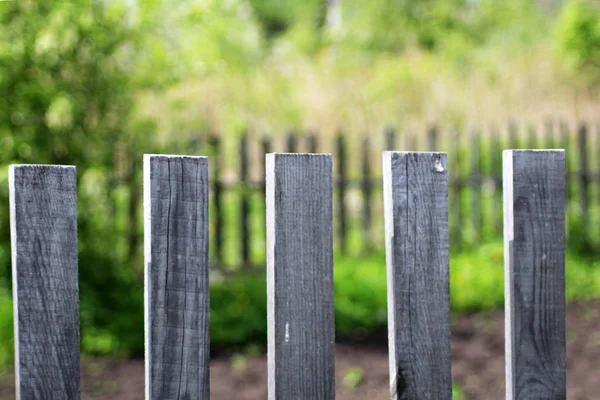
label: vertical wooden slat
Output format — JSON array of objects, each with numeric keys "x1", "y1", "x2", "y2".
[
  {"x1": 578, "y1": 122, "x2": 589, "y2": 237},
  {"x1": 210, "y1": 136, "x2": 223, "y2": 264},
  {"x1": 559, "y1": 120, "x2": 569, "y2": 152},
  {"x1": 470, "y1": 128, "x2": 482, "y2": 244},
  {"x1": 450, "y1": 129, "x2": 463, "y2": 249},
  {"x1": 336, "y1": 134, "x2": 347, "y2": 254},
  {"x1": 428, "y1": 125, "x2": 439, "y2": 151},
  {"x1": 144, "y1": 155, "x2": 210, "y2": 400},
  {"x1": 503, "y1": 150, "x2": 566, "y2": 399},
  {"x1": 385, "y1": 126, "x2": 396, "y2": 150},
  {"x1": 559, "y1": 121, "x2": 573, "y2": 202},
  {"x1": 9, "y1": 165, "x2": 80, "y2": 400},
  {"x1": 262, "y1": 137, "x2": 272, "y2": 261},
  {"x1": 490, "y1": 126, "x2": 503, "y2": 236},
  {"x1": 262, "y1": 137, "x2": 272, "y2": 191},
  {"x1": 266, "y1": 153, "x2": 335, "y2": 400},
  {"x1": 239, "y1": 134, "x2": 251, "y2": 267},
  {"x1": 361, "y1": 136, "x2": 373, "y2": 252},
  {"x1": 383, "y1": 152, "x2": 451, "y2": 399},
  {"x1": 287, "y1": 132, "x2": 298, "y2": 153},
  {"x1": 262, "y1": 136, "x2": 272, "y2": 195},
  {"x1": 308, "y1": 133, "x2": 318, "y2": 154}
]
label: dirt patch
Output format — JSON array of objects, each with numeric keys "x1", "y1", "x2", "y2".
[{"x1": 1, "y1": 300, "x2": 599, "y2": 399}]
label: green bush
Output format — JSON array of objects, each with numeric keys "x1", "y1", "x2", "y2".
[
  {"x1": 0, "y1": 0, "x2": 154, "y2": 358},
  {"x1": 0, "y1": 289, "x2": 13, "y2": 366},
  {"x1": 1, "y1": 244, "x2": 599, "y2": 365},
  {"x1": 556, "y1": 0, "x2": 600, "y2": 84}
]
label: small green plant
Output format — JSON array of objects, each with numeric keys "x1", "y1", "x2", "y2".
[
  {"x1": 230, "y1": 353, "x2": 249, "y2": 371},
  {"x1": 452, "y1": 379, "x2": 464, "y2": 399},
  {"x1": 342, "y1": 367, "x2": 365, "y2": 389},
  {"x1": 0, "y1": 289, "x2": 13, "y2": 366}
]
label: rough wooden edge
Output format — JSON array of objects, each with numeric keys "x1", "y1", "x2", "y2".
[
  {"x1": 143, "y1": 155, "x2": 152, "y2": 400},
  {"x1": 266, "y1": 153, "x2": 276, "y2": 400},
  {"x1": 8, "y1": 165, "x2": 19, "y2": 397},
  {"x1": 382, "y1": 151, "x2": 396, "y2": 394},
  {"x1": 502, "y1": 150, "x2": 515, "y2": 400}
]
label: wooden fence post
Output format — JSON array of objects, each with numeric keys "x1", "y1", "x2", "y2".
[
  {"x1": 385, "y1": 126, "x2": 396, "y2": 151},
  {"x1": 336, "y1": 135, "x2": 347, "y2": 254},
  {"x1": 9, "y1": 165, "x2": 80, "y2": 399},
  {"x1": 503, "y1": 150, "x2": 566, "y2": 399},
  {"x1": 210, "y1": 136, "x2": 223, "y2": 264},
  {"x1": 144, "y1": 155, "x2": 210, "y2": 400},
  {"x1": 470, "y1": 128, "x2": 482, "y2": 243},
  {"x1": 266, "y1": 153, "x2": 335, "y2": 400},
  {"x1": 361, "y1": 136, "x2": 373, "y2": 251},
  {"x1": 577, "y1": 123, "x2": 589, "y2": 237},
  {"x1": 383, "y1": 152, "x2": 452, "y2": 399},
  {"x1": 239, "y1": 134, "x2": 251, "y2": 267}
]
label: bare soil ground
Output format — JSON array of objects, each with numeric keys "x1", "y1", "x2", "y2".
[{"x1": 1, "y1": 300, "x2": 599, "y2": 399}]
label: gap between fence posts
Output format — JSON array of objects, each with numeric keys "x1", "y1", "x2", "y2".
[
  {"x1": 9, "y1": 165, "x2": 80, "y2": 399},
  {"x1": 266, "y1": 153, "x2": 335, "y2": 400},
  {"x1": 383, "y1": 151, "x2": 452, "y2": 400},
  {"x1": 503, "y1": 150, "x2": 566, "y2": 399},
  {"x1": 144, "y1": 155, "x2": 210, "y2": 400}
]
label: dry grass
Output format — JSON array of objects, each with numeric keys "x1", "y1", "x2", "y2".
[{"x1": 138, "y1": 41, "x2": 600, "y2": 147}]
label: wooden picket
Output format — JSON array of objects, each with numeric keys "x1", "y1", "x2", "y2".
[
  {"x1": 6, "y1": 149, "x2": 567, "y2": 400},
  {"x1": 266, "y1": 153, "x2": 335, "y2": 399},
  {"x1": 503, "y1": 150, "x2": 566, "y2": 399},
  {"x1": 9, "y1": 165, "x2": 80, "y2": 399},
  {"x1": 143, "y1": 155, "x2": 210, "y2": 400},
  {"x1": 383, "y1": 152, "x2": 452, "y2": 399}
]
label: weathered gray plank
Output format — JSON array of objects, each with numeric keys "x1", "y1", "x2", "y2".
[
  {"x1": 266, "y1": 153, "x2": 335, "y2": 400},
  {"x1": 144, "y1": 155, "x2": 210, "y2": 400},
  {"x1": 503, "y1": 150, "x2": 566, "y2": 400},
  {"x1": 382, "y1": 151, "x2": 451, "y2": 400},
  {"x1": 9, "y1": 165, "x2": 80, "y2": 400}
]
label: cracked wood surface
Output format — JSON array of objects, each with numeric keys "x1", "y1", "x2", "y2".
[{"x1": 144, "y1": 155, "x2": 210, "y2": 400}]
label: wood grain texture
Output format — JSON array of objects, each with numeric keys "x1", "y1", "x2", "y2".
[
  {"x1": 144, "y1": 155, "x2": 210, "y2": 400},
  {"x1": 503, "y1": 150, "x2": 566, "y2": 400},
  {"x1": 9, "y1": 165, "x2": 80, "y2": 400},
  {"x1": 266, "y1": 153, "x2": 335, "y2": 400},
  {"x1": 382, "y1": 152, "x2": 452, "y2": 400}
]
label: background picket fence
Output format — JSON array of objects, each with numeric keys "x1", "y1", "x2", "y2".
[
  {"x1": 8, "y1": 149, "x2": 565, "y2": 399},
  {"x1": 199, "y1": 121, "x2": 591, "y2": 271}
]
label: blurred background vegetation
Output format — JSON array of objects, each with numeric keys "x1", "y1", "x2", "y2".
[{"x1": 2, "y1": 0, "x2": 600, "y2": 363}]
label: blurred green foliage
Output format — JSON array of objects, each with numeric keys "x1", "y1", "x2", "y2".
[
  {"x1": 0, "y1": 0, "x2": 153, "y2": 356},
  {"x1": 2, "y1": 244, "x2": 600, "y2": 363},
  {"x1": 556, "y1": 0, "x2": 600, "y2": 85},
  {"x1": 0, "y1": 0, "x2": 599, "y2": 361}
]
